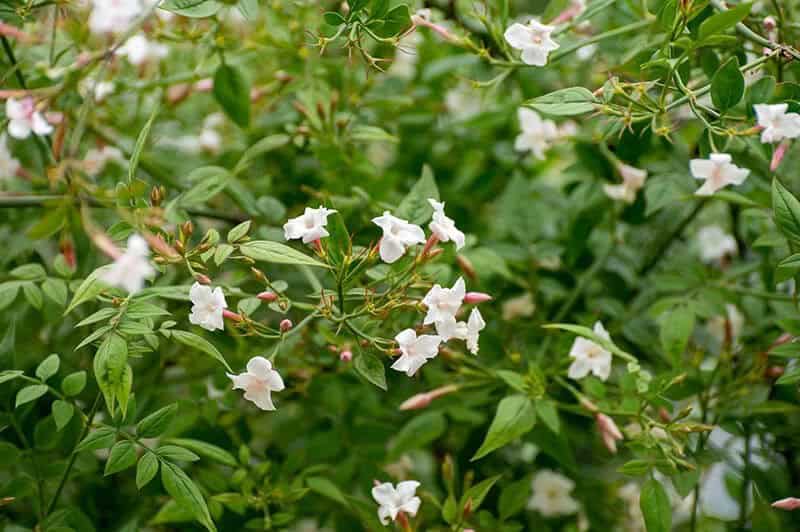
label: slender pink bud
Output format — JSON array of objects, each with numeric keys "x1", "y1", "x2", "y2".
[
  {"x1": 143, "y1": 233, "x2": 180, "y2": 259},
  {"x1": 456, "y1": 254, "x2": 476, "y2": 280},
  {"x1": 772, "y1": 497, "x2": 800, "y2": 510},
  {"x1": 421, "y1": 234, "x2": 439, "y2": 257},
  {"x1": 771, "y1": 140, "x2": 790, "y2": 171},
  {"x1": 596, "y1": 413, "x2": 623, "y2": 454},
  {"x1": 399, "y1": 384, "x2": 459, "y2": 410},
  {"x1": 194, "y1": 78, "x2": 213, "y2": 92},
  {"x1": 195, "y1": 274, "x2": 211, "y2": 285},
  {"x1": 222, "y1": 309, "x2": 243, "y2": 322},
  {"x1": 311, "y1": 239, "x2": 322, "y2": 253},
  {"x1": 426, "y1": 248, "x2": 444, "y2": 259},
  {"x1": 91, "y1": 232, "x2": 123, "y2": 260},
  {"x1": 464, "y1": 291, "x2": 492, "y2": 304},
  {"x1": 280, "y1": 319, "x2": 293, "y2": 332},
  {"x1": 257, "y1": 291, "x2": 277, "y2": 302},
  {"x1": 339, "y1": 350, "x2": 352, "y2": 362},
  {"x1": 764, "y1": 16, "x2": 778, "y2": 32},
  {"x1": 550, "y1": 3, "x2": 582, "y2": 24}
]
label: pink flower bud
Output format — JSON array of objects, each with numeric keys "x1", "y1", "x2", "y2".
[
  {"x1": 280, "y1": 319, "x2": 293, "y2": 332},
  {"x1": 772, "y1": 497, "x2": 800, "y2": 510},
  {"x1": 464, "y1": 291, "x2": 492, "y2": 304},
  {"x1": 195, "y1": 274, "x2": 211, "y2": 285},
  {"x1": 339, "y1": 350, "x2": 353, "y2": 362},
  {"x1": 422, "y1": 234, "x2": 439, "y2": 257},
  {"x1": 257, "y1": 291, "x2": 277, "y2": 302},
  {"x1": 399, "y1": 384, "x2": 459, "y2": 410},
  {"x1": 222, "y1": 309, "x2": 243, "y2": 322},
  {"x1": 764, "y1": 16, "x2": 777, "y2": 32},
  {"x1": 596, "y1": 413, "x2": 623, "y2": 454},
  {"x1": 91, "y1": 232, "x2": 123, "y2": 260},
  {"x1": 194, "y1": 78, "x2": 213, "y2": 92},
  {"x1": 771, "y1": 140, "x2": 790, "y2": 171}
]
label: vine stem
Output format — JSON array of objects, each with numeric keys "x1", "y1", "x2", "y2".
[{"x1": 46, "y1": 393, "x2": 101, "y2": 516}]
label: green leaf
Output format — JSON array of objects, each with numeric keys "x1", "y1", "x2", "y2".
[
  {"x1": 390, "y1": 411, "x2": 447, "y2": 458},
  {"x1": 161, "y1": 461, "x2": 217, "y2": 532},
  {"x1": 75, "y1": 426, "x2": 116, "y2": 452},
  {"x1": 525, "y1": 87, "x2": 596, "y2": 116},
  {"x1": 459, "y1": 475, "x2": 500, "y2": 514},
  {"x1": 156, "y1": 445, "x2": 200, "y2": 462},
  {"x1": 42, "y1": 278, "x2": 68, "y2": 306},
  {"x1": 353, "y1": 352, "x2": 387, "y2": 390},
  {"x1": 129, "y1": 103, "x2": 159, "y2": 183},
  {"x1": 11, "y1": 263, "x2": 46, "y2": 280},
  {"x1": 240, "y1": 240, "x2": 330, "y2": 269},
  {"x1": 472, "y1": 395, "x2": 536, "y2": 460},
  {"x1": 0, "y1": 370, "x2": 24, "y2": 385},
  {"x1": 0, "y1": 281, "x2": 21, "y2": 310},
  {"x1": 15, "y1": 384, "x2": 48, "y2": 408},
  {"x1": 699, "y1": 2, "x2": 752, "y2": 40},
  {"x1": 640, "y1": 478, "x2": 671, "y2": 532},
  {"x1": 23, "y1": 282, "x2": 42, "y2": 309},
  {"x1": 657, "y1": 0, "x2": 678, "y2": 32},
  {"x1": 306, "y1": 477, "x2": 349, "y2": 506},
  {"x1": 233, "y1": 134, "x2": 290, "y2": 174},
  {"x1": 136, "y1": 452, "x2": 159, "y2": 489},
  {"x1": 777, "y1": 366, "x2": 800, "y2": 385},
  {"x1": 396, "y1": 165, "x2": 440, "y2": 225},
  {"x1": 226, "y1": 220, "x2": 251, "y2": 243},
  {"x1": 372, "y1": 4, "x2": 411, "y2": 38},
  {"x1": 162, "y1": 438, "x2": 237, "y2": 467},
  {"x1": 213, "y1": 64, "x2": 250, "y2": 128},
  {"x1": 772, "y1": 179, "x2": 800, "y2": 249},
  {"x1": 659, "y1": 306, "x2": 695, "y2": 363},
  {"x1": 105, "y1": 441, "x2": 137, "y2": 476},
  {"x1": 137, "y1": 403, "x2": 178, "y2": 438},
  {"x1": 711, "y1": 57, "x2": 744, "y2": 111},
  {"x1": 169, "y1": 330, "x2": 232, "y2": 372},
  {"x1": 65, "y1": 266, "x2": 112, "y2": 314},
  {"x1": 535, "y1": 399, "x2": 561, "y2": 433},
  {"x1": 93, "y1": 333, "x2": 129, "y2": 416},
  {"x1": 52, "y1": 400, "x2": 74, "y2": 430},
  {"x1": 36, "y1": 353, "x2": 60, "y2": 381},
  {"x1": 499, "y1": 477, "x2": 532, "y2": 520},
  {"x1": 160, "y1": 0, "x2": 222, "y2": 17}
]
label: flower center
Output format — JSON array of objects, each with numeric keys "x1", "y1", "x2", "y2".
[{"x1": 304, "y1": 217, "x2": 316, "y2": 229}]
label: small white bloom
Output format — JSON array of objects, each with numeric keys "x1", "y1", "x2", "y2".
[
  {"x1": 0, "y1": 134, "x2": 20, "y2": 180},
  {"x1": 464, "y1": 308, "x2": 485, "y2": 355},
  {"x1": 604, "y1": 163, "x2": 647, "y2": 204},
  {"x1": 80, "y1": 79, "x2": 116, "y2": 102},
  {"x1": 283, "y1": 206, "x2": 337, "y2": 244},
  {"x1": 89, "y1": 0, "x2": 144, "y2": 35},
  {"x1": 428, "y1": 199, "x2": 465, "y2": 249},
  {"x1": 504, "y1": 20, "x2": 560, "y2": 67},
  {"x1": 514, "y1": 107, "x2": 559, "y2": 159},
  {"x1": 527, "y1": 469, "x2": 580, "y2": 517},
  {"x1": 371, "y1": 480, "x2": 422, "y2": 525},
  {"x1": 706, "y1": 303, "x2": 745, "y2": 345},
  {"x1": 422, "y1": 277, "x2": 465, "y2": 325},
  {"x1": 445, "y1": 82, "x2": 482, "y2": 120},
  {"x1": 754, "y1": 103, "x2": 800, "y2": 143},
  {"x1": 6, "y1": 97, "x2": 53, "y2": 139},
  {"x1": 435, "y1": 316, "x2": 468, "y2": 342},
  {"x1": 502, "y1": 292, "x2": 536, "y2": 321},
  {"x1": 189, "y1": 282, "x2": 227, "y2": 331},
  {"x1": 117, "y1": 34, "x2": 168, "y2": 66},
  {"x1": 567, "y1": 321, "x2": 612, "y2": 381},
  {"x1": 690, "y1": 153, "x2": 750, "y2": 196},
  {"x1": 227, "y1": 356, "x2": 285, "y2": 411},
  {"x1": 99, "y1": 234, "x2": 155, "y2": 293},
  {"x1": 372, "y1": 212, "x2": 426, "y2": 263},
  {"x1": 83, "y1": 146, "x2": 125, "y2": 176},
  {"x1": 697, "y1": 225, "x2": 737, "y2": 263},
  {"x1": 391, "y1": 329, "x2": 442, "y2": 376},
  {"x1": 198, "y1": 113, "x2": 225, "y2": 153}
]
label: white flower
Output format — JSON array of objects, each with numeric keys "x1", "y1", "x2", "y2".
[
  {"x1": 89, "y1": 0, "x2": 144, "y2": 35},
  {"x1": 422, "y1": 277, "x2": 465, "y2": 325},
  {"x1": 428, "y1": 199, "x2": 465, "y2": 249},
  {"x1": 99, "y1": 234, "x2": 155, "y2": 293},
  {"x1": 697, "y1": 225, "x2": 737, "y2": 263},
  {"x1": 227, "y1": 356, "x2": 285, "y2": 411},
  {"x1": 527, "y1": 469, "x2": 580, "y2": 517},
  {"x1": 754, "y1": 103, "x2": 800, "y2": 143},
  {"x1": 502, "y1": 292, "x2": 535, "y2": 321},
  {"x1": 391, "y1": 329, "x2": 442, "y2": 376},
  {"x1": 464, "y1": 308, "x2": 485, "y2": 355},
  {"x1": 189, "y1": 282, "x2": 227, "y2": 331},
  {"x1": 567, "y1": 321, "x2": 612, "y2": 381},
  {"x1": 389, "y1": 32, "x2": 422, "y2": 79},
  {"x1": 371, "y1": 480, "x2": 422, "y2": 525},
  {"x1": 706, "y1": 304, "x2": 745, "y2": 345},
  {"x1": 198, "y1": 113, "x2": 224, "y2": 153},
  {"x1": 80, "y1": 79, "x2": 116, "y2": 102},
  {"x1": 5, "y1": 97, "x2": 53, "y2": 139},
  {"x1": 117, "y1": 34, "x2": 168, "y2": 66},
  {"x1": 283, "y1": 206, "x2": 337, "y2": 244},
  {"x1": 0, "y1": 134, "x2": 20, "y2": 180},
  {"x1": 445, "y1": 82, "x2": 482, "y2": 120},
  {"x1": 504, "y1": 20, "x2": 559, "y2": 67},
  {"x1": 514, "y1": 108, "x2": 558, "y2": 159},
  {"x1": 83, "y1": 146, "x2": 125, "y2": 176},
  {"x1": 604, "y1": 163, "x2": 647, "y2": 204},
  {"x1": 690, "y1": 153, "x2": 750, "y2": 196},
  {"x1": 372, "y1": 212, "x2": 426, "y2": 263}
]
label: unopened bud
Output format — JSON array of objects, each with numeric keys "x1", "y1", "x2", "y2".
[
  {"x1": 596, "y1": 413, "x2": 623, "y2": 454},
  {"x1": 426, "y1": 248, "x2": 444, "y2": 259},
  {"x1": 250, "y1": 268, "x2": 266, "y2": 281},
  {"x1": 280, "y1": 319, "x2": 293, "y2": 332},
  {"x1": 274, "y1": 70, "x2": 293, "y2": 83},
  {"x1": 257, "y1": 291, "x2": 277, "y2": 302},
  {"x1": 772, "y1": 497, "x2": 800, "y2": 511},
  {"x1": 464, "y1": 291, "x2": 492, "y2": 304},
  {"x1": 339, "y1": 350, "x2": 352, "y2": 362},
  {"x1": 766, "y1": 365, "x2": 785, "y2": 378},
  {"x1": 181, "y1": 221, "x2": 194, "y2": 238},
  {"x1": 399, "y1": 384, "x2": 459, "y2": 410},
  {"x1": 195, "y1": 273, "x2": 211, "y2": 285},
  {"x1": 771, "y1": 140, "x2": 790, "y2": 171},
  {"x1": 150, "y1": 186, "x2": 163, "y2": 206},
  {"x1": 421, "y1": 234, "x2": 439, "y2": 257},
  {"x1": 167, "y1": 83, "x2": 192, "y2": 104},
  {"x1": 658, "y1": 407, "x2": 671, "y2": 423},
  {"x1": 223, "y1": 309, "x2": 243, "y2": 322},
  {"x1": 456, "y1": 254, "x2": 476, "y2": 280},
  {"x1": 763, "y1": 16, "x2": 777, "y2": 32}
]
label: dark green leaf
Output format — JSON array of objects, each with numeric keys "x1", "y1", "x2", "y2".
[
  {"x1": 711, "y1": 58, "x2": 744, "y2": 111},
  {"x1": 213, "y1": 64, "x2": 250, "y2": 128}
]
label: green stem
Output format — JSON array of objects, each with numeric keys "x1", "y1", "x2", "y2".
[{"x1": 550, "y1": 19, "x2": 654, "y2": 62}]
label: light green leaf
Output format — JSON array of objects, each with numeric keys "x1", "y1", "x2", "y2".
[
  {"x1": 136, "y1": 452, "x2": 159, "y2": 489},
  {"x1": 52, "y1": 400, "x2": 74, "y2": 430},
  {"x1": 163, "y1": 438, "x2": 237, "y2": 467},
  {"x1": 161, "y1": 461, "x2": 217, "y2": 532},
  {"x1": 240, "y1": 240, "x2": 330, "y2": 269},
  {"x1": 396, "y1": 165, "x2": 439, "y2": 225},
  {"x1": 160, "y1": 0, "x2": 222, "y2": 17},
  {"x1": 699, "y1": 2, "x2": 752, "y2": 40},
  {"x1": 472, "y1": 395, "x2": 536, "y2": 460},
  {"x1": 525, "y1": 87, "x2": 596, "y2": 116},
  {"x1": 353, "y1": 352, "x2": 387, "y2": 390},
  {"x1": 36, "y1": 353, "x2": 60, "y2": 381},
  {"x1": 105, "y1": 441, "x2": 137, "y2": 476},
  {"x1": 640, "y1": 478, "x2": 671, "y2": 532},
  {"x1": 137, "y1": 403, "x2": 178, "y2": 438},
  {"x1": 169, "y1": 330, "x2": 232, "y2": 372},
  {"x1": 15, "y1": 384, "x2": 49, "y2": 408}
]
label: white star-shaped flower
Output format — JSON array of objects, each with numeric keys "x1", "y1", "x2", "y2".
[
  {"x1": 371, "y1": 481, "x2": 422, "y2": 525},
  {"x1": 89, "y1": 0, "x2": 144, "y2": 35},
  {"x1": 690, "y1": 153, "x2": 750, "y2": 196},
  {"x1": 604, "y1": 163, "x2": 647, "y2": 204},
  {"x1": 5, "y1": 98, "x2": 53, "y2": 139},
  {"x1": 428, "y1": 199, "x2": 465, "y2": 249},
  {"x1": 567, "y1": 321, "x2": 612, "y2": 381},
  {"x1": 422, "y1": 277, "x2": 465, "y2": 326},
  {"x1": 697, "y1": 225, "x2": 737, "y2": 263},
  {"x1": 464, "y1": 308, "x2": 485, "y2": 355},
  {"x1": 189, "y1": 282, "x2": 227, "y2": 331},
  {"x1": 391, "y1": 329, "x2": 442, "y2": 377},
  {"x1": 527, "y1": 470, "x2": 580, "y2": 517},
  {"x1": 754, "y1": 103, "x2": 800, "y2": 143},
  {"x1": 514, "y1": 107, "x2": 559, "y2": 159},
  {"x1": 0, "y1": 134, "x2": 20, "y2": 180},
  {"x1": 117, "y1": 34, "x2": 168, "y2": 66},
  {"x1": 99, "y1": 234, "x2": 155, "y2": 293},
  {"x1": 283, "y1": 206, "x2": 337, "y2": 244},
  {"x1": 227, "y1": 356, "x2": 285, "y2": 411},
  {"x1": 372, "y1": 211, "x2": 426, "y2": 263},
  {"x1": 504, "y1": 20, "x2": 560, "y2": 66}
]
